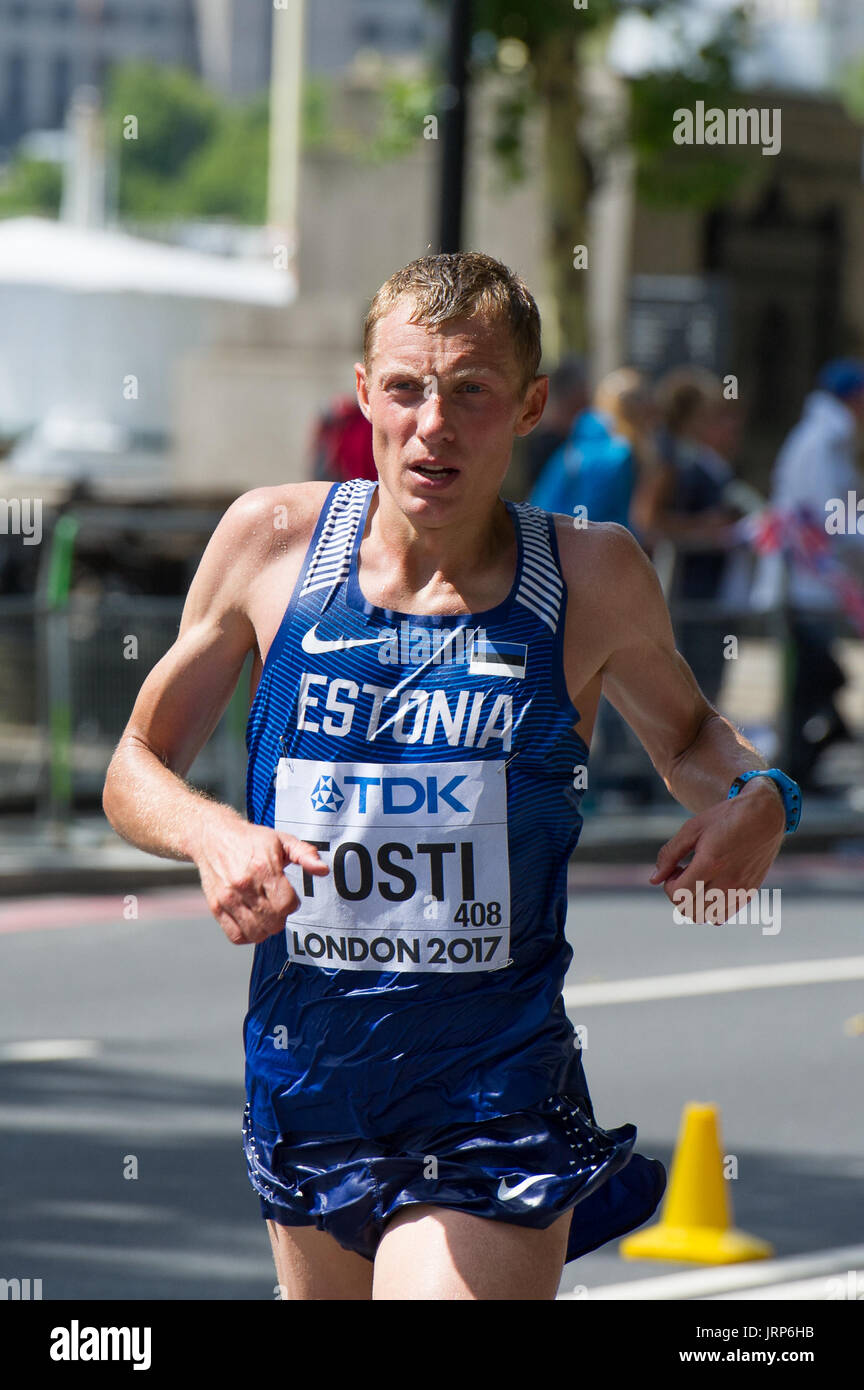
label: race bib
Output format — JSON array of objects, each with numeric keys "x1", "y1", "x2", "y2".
[{"x1": 274, "y1": 758, "x2": 511, "y2": 973}]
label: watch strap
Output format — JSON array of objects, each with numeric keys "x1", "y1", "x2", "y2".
[{"x1": 727, "y1": 768, "x2": 802, "y2": 834}]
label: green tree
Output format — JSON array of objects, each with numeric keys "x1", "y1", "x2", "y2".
[
  {"x1": 103, "y1": 64, "x2": 346, "y2": 221},
  {"x1": 104, "y1": 61, "x2": 222, "y2": 216},
  {"x1": 362, "y1": 74, "x2": 440, "y2": 161},
  {"x1": 426, "y1": 0, "x2": 754, "y2": 354},
  {"x1": 629, "y1": 13, "x2": 752, "y2": 207},
  {"x1": 835, "y1": 55, "x2": 864, "y2": 124},
  {"x1": 178, "y1": 95, "x2": 270, "y2": 220},
  {"x1": 0, "y1": 157, "x2": 62, "y2": 216},
  {"x1": 0, "y1": 61, "x2": 341, "y2": 222}
]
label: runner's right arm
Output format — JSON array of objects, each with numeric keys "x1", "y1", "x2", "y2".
[{"x1": 102, "y1": 488, "x2": 328, "y2": 944}]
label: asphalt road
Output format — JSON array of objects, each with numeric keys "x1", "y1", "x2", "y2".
[{"x1": 0, "y1": 870, "x2": 862, "y2": 1300}]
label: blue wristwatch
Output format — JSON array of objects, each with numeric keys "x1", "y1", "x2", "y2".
[{"x1": 727, "y1": 768, "x2": 802, "y2": 833}]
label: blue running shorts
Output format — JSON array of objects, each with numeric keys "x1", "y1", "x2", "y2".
[{"x1": 242, "y1": 1095, "x2": 666, "y2": 1265}]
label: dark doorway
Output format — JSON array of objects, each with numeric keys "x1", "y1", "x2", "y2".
[{"x1": 705, "y1": 183, "x2": 842, "y2": 490}]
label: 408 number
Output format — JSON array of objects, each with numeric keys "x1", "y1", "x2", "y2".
[{"x1": 453, "y1": 900, "x2": 501, "y2": 927}]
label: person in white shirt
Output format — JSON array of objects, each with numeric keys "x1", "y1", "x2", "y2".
[{"x1": 761, "y1": 359, "x2": 864, "y2": 789}]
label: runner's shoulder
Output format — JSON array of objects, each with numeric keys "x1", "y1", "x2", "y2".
[
  {"x1": 547, "y1": 513, "x2": 651, "y2": 603},
  {"x1": 186, "y1": 482, "x2": 332, "y2": 620},
  {"x1": 215, "y1": 480, "x2": 333, "y2": 568}
]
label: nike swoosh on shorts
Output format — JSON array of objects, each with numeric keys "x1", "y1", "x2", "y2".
[
  {"x1": 300, "y1": 625, "x2": 388, "y2": 654},
  {"x1": 497, "y1": 1174, "x2": 556, "y2": 1202}
]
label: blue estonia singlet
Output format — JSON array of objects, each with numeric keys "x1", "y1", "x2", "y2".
[{"x1": 244, "y1": 479, "x2": 593, "y2": 1139}]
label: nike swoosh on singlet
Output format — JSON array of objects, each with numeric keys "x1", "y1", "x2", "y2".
[
  {"x1": 497, "y1": 1174, "x2": 556, "y2": 1202},
  {"x1": 300, "y1": 624, "x2": 388, "y2": 654}
]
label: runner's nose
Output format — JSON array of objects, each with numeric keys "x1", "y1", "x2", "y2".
[{"x1": 416, "y1": 389, "x2": 454, "y2": 445}]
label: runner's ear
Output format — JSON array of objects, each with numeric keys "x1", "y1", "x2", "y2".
[{"x1": 355, "y1": 362, "x2": 373, "y2": 422}]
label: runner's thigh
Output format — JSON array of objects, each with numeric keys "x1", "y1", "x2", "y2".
[
  {"x1": 268, "y1": 1219, "x2": 374, "y2": 1301},
  {"x1": 372, "y1": 1204, "x2": 571, "y2": 1301}
]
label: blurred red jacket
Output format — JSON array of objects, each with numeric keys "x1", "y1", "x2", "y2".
[{"x1": 311, "y1": 397, "x2": 377, "y2": 483}]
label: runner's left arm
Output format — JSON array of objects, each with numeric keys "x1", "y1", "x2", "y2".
[{"x1": 581, "y1": 524, "x2": 786, "y2": 918}]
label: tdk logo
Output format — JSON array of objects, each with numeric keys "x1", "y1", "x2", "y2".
[
  {"x1": 310, "y1": 775, "x2": 345, "y2": 812},
  {"x1": 310, "y1": 773, "x2": 468, "y2": 815}
]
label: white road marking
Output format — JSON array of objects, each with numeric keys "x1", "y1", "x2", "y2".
[
  {"x1": 557, "y1": 1244, "x2": 864, "y2": 1300},
  {"x1": 709, "y1": 1273, "x2": 862, "y2": 1300},
  {"x1": 563, "y1": 955, "x2": 864, "y2": 1008},
  {"x1": 0, "y1": 1038, "x2": 103, "y2": 1062}
]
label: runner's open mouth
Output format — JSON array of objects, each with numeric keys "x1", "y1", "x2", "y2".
[{"x1": 410, "y1": 461, "x2": 459, "y2": 477}]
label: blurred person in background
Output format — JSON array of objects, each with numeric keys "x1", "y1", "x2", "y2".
[
  {"x1": 755, "y1": 358, "x2": 864, "y2": 791},
  {"x1": 519, "y1": 355, "x2": 589, "y2": 495},
  {"x1": 310, "y1": 393, "x2": 377, "y2": 483},
  {"x1": 529, "y1": 367, "x2": 663, "y2": 536},
  {"x1": 531, "y1": 368, "x2": 666, "y2": 806},
  {"x1": 643, "y1": 368, "x2": 744, "y2": 707}
]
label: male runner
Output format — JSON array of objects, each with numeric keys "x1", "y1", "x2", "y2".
[{"x1": 103, "y1": 252, "x2": 799, "y2": 1301}]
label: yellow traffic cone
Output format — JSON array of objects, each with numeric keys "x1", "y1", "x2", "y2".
[{"x1": 620, "y1": 1102, "x2": 774, "y2": 1264}]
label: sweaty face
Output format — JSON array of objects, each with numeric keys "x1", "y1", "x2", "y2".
[{"x1": 356, "y1": 301, "x2": 546, "y2": 524}]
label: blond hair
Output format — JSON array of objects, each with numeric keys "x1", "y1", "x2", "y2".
[
  {"x1": 363, "y1": 251, "x2": 542, "y2": 390},
  {"x1": 594, "y1": 367, "x2": 650, "y2": 439},
  {"x1": 655, "y1": 366, "x2": 723, "y2": 436}
]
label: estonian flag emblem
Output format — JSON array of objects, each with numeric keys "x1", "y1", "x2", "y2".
[{"x1": 468, "y1": 637, "x2": 528, "y2": 679}]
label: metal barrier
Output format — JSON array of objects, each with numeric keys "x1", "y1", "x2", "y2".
[{"x1": 0, "y1": 594, "x2": 250, "y2": 826}]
